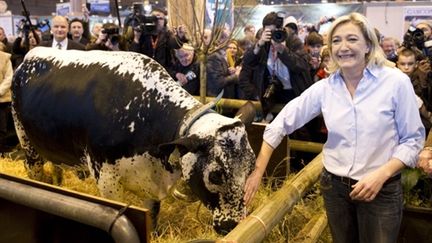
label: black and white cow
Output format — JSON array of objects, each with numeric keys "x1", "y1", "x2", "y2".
[{"x1": 12, "y1": 47, "x2": 255, "y2": 234}]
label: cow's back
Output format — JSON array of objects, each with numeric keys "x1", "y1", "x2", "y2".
[{"x1": 12, "y1": 47, "x2": 200, "y2": 166}]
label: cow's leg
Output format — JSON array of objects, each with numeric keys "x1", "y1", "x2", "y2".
[
  {"x1": 96, "y1": 162, "x2": 161, "y2": 231},
  {"x1": 11, "y1": 107, "x2": 47, "y2": 182},
  {"x1": 96, "y1": 163, "x2": 125, "y2": 200},
  {"x1": 142, "y1": 199, "x2": 160, "y2": 232}
]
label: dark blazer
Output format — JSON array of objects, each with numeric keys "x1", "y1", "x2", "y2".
[
  {"x1": 206, "y1": 50, "x2": 239, "y2": 98},
  {"x1": 39, "y1": 39, "x2": 85, "y2": 50},
  {"x1": 129, "y1": 28, "x2": 186, "y2": 69}
]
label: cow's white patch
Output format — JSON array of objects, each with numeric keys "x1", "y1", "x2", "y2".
[
  {"x1": 125, "y1": 101, "x2": 131, "y2": 110},
  {"x1": 114, "y1": 153, "x2": 181, "y2": 199},
  {"x1": 180, "y1": 153, "x2": 198, "y2": 180},
  {"x1": 128, "y1": 122, "x2": 135, "y2": 133},
  {"x1": 25, "y1": 47, "x2": 200, "y2": 110}
]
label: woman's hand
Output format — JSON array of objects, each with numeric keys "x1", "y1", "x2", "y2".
[
  {"x1": 349, "y1": 170, "x2": 387, "y2": 202},
  {"x1": 243, "y1": 141, "x2": 274, "y2": 206},
  {"x1": 350, "y1": 159, "x2": 404, "y2": 202},
  {"x1": 418, "y1": 148, "x2": 432, "y2": 174},
  {"x1": 243, "y1": 169, "x2": 264, "y2": 206}
]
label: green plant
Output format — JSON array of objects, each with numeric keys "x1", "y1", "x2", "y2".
[{"x1": 402, "y1": 168, "x2": 432, "y2": 207}]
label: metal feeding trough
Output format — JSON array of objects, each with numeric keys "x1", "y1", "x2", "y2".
[
  {"x1": 0, "y1": 173, "x2": 151, "y2": 243},
  {"x1": 399, "y1": 205, "x2": 432, "y2": 243}
]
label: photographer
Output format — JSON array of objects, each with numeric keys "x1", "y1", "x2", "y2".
[
  {"x1": 86, "y1": 23, "x2": 126, "y2": 51},
  {"x1": 128, "y1": 8, "x2": 187, "y2": 69},
  {"x1": 239, "y1": 11, "x2": 313, "y2": 121},
  {"x1": 11, "y1": 28, "x2": 41, "y2": 68},
  {"x1": 416, "y1": 21, "x2": 432, "y2": 41}
]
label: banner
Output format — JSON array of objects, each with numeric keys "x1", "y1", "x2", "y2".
[
  {"x1": 56, "y1": 2, "x2": 71, "y2": 16},
  {"x1": 403, "y1": 6, "x2": 432, "y2": 31},
  {"x1": 205, "y1": 0, "x2": 234, "y2": 29}
]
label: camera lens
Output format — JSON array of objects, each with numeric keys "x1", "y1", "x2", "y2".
[{"x1": 271, "y1": 29, "x2": 287, "y2": 43}]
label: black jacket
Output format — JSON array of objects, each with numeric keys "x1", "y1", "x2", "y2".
[
  {"x1": 169, "y1": 57, "x2": 200, "y2": 96},
  {"x1": 206, "y1": 50, "x2": 239, "y2": 98},
  {"x1": 129, "y1": 28, "x2": 185, "y2": 69},
  {"x1": 39, "y1": 39, "x2": 85, "y2": 50}
]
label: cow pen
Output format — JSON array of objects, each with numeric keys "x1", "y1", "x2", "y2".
[
  {"x1": 1, "y1": 95, "x2": 428, "y2": 242},
  {"x1": 0, "y1": 125, "x2": 324, "y2": 243}
]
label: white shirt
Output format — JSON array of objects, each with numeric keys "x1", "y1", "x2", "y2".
[
  {"x1": 52, "y1": 39, "x2": 68, "y2": 50},
  {"x1": 267, "y1": 47, "x2": 292, "y2": 90},
  {"x1": 263, "y1": 65, "x2": 425, "y2": 180}
]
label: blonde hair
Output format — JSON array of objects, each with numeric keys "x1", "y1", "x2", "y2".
[
  {"x1": 326, "y1": 12, "x2": 394, "y2": 73},
  {"x1": 0, "y1": 42, "x2": 6, "y2": 52}
]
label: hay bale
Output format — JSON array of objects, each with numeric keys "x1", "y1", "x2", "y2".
[
  {"x1": 0, "y1": 158, "x2": 28, "y2": 178},
  {"x1": 0, "y1": 157, "x2": 330, "y2": 242}
]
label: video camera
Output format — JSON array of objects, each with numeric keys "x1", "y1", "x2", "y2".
[
  {"x1": 101, "y1": 24, "x2": 120, "y2": 45},
  {"x1": 125, "y1": 3, "x2": 159, "y2": 35},
  {"x1": 403, "y1": 26, "x2": 432, "y2": 67},
  {"x1": 403, "y1": 26, "x2": 425, "y2": 50}
]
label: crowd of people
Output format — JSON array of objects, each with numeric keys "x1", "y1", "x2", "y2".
[{"x1": 0, "y1": 7, "x2": 432, "y2": 241}]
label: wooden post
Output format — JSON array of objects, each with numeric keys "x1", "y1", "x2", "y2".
[
  {"x1": 199, "y1": 53, "x2": 208, "y2": 104},
  {"x1": 167, "y1": 0, "x2": 205, "y2": 37},
  {"x1": 218, "y1": 153, "x2": 324, "y2": 243},
  {"x1": 292, "y1": 211, "x2": 328, "y2": 243}
]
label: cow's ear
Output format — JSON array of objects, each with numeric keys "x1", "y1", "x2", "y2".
[{"x1": 159, "y1": 135, "x2": 209, "y2": 157}]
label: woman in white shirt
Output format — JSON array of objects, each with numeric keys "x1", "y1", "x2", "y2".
[{"x1": 244, "y1": 13, "x2": 425, "y2": 243}]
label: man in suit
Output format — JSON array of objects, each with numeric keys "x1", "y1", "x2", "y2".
[{"x1": 40, "y1": 16, "x2": 85, "y2": 50}]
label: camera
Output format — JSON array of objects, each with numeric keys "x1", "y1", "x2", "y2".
[
  {"x1": 403, "y1": 26, "x2": 425, "y2": 50},
  {"x1": 263, "y1": 76, "x2": 280, "y2": 99},
  {"x1": 16, "y1": 19, "x2": 31, "y2": 37},
  {"x1": 133, "y1": 15, "x2": 159, "y2": 35},
  {"x1": 271, "y1": 29, "x2": 287, "y2": 43},
  {"x1": 185, "y1": 71, "x2": 197, "y2": 81},
  {"x1": 101, "y1": 25, "x2": 120, "y2": 45},
  {"x1": 124, "y1": 3, "x2": 159, "y2": 36},
  {"x1": 263, "y1": 82, "x2": 277, "y2": 99}
]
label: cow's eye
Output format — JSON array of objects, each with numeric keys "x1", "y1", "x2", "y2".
[
  {"x1": 219, "y1": 139, "x2": 232, "y2": 147},
  {"x1": 209, "y1": 170, "x2": 224, "y2": 185}
]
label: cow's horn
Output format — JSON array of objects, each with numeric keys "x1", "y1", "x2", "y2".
[{"x1": 170, "y1": 180, "x2": 199, "y2": 202}]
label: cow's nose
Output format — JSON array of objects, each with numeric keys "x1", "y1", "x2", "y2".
[{"x1": 214, "y1": 219, "x2": 238, "y2": 235}]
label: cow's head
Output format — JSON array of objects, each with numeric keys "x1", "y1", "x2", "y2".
[{"x1": 160, "y1": 119, "x2": 255, "y2": 235}]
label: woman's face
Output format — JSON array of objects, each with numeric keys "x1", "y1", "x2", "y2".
[
  {"x1": 227, "y1": 43, "x2": 238, "y2": 56},
  {"x1": 331, "y1": 22, "x2": 369, "y2": 74},
  {"x1": 28, "y1": 32, "x2": 38, "y2": 46}
]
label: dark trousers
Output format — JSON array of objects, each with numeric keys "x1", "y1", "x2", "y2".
[
  {"x1": 0, "y1": 102, "x2": 10, "y2": 139},
  {"x1": 320, "y1": 169, "x2": 403, "y2": 243},
  {"x1": 0, "y1": 102, "x2": 17, "y2": 151}
]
